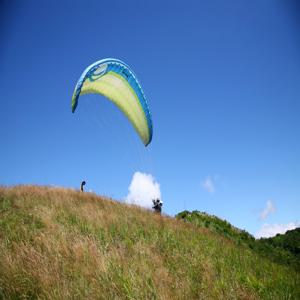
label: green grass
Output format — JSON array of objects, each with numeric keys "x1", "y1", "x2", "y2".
[
  {"x1": 176, "y1": 210, "x2": 300, "y2": 271},
  {"x1": 0, "y1": 186, "x2": 299, "y2": 299}
]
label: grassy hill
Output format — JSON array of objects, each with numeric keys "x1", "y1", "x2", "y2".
[
  {"x1": 256, "y1": 228, "x2": 300, "y2": 267},
  {"x1": 176, "y1": 210, "x2": 300, "y2": 271},
  {"x1": 0, "y1": 186, "x2": 299, "y2": 299}
]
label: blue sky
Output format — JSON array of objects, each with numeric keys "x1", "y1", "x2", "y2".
[{"x1": 1, "y1": 0, "x2": 299, "y2": 237}]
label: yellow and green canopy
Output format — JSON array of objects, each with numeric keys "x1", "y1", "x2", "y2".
[{"x1": 72, "y1": 58, "x2": 153, "y2": 146}]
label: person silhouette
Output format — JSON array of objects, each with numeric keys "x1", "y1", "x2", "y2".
[
  {"x1": 152, "y1": 198, "x2": 163, "y2": 214},
  {"x1": 80, "y1": 181, "x2": 86, "y2": 192}
]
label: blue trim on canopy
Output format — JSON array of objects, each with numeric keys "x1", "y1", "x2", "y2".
[{"x1": 72, "y1": 58, "x2": 153, "y2": 145}]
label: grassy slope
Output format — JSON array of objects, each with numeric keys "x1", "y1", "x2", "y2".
[
  {"x1": 0, "y1": 186, "x2": 299, "y2": 299},
  {"x1": 257, "y1": 228, "x2": 300, "y2": 267},
  {"x1": 176, "y1": 210, "x2": 300, "y2": 270}
]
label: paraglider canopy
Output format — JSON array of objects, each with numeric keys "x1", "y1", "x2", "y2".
[{"x1": 71, "y1": 58, "x2": 153, "y2": 146}]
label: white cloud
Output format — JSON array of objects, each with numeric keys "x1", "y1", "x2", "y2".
[
  {"x1": 201, "y1": 176, "x2": 215, "y2": 193},
  {"x1": 259, "y1": 200, "x2": 276, "y2": 220},
  {"x1": 125, "y1": 172, "x2": 161, "y2": 209},
  {"x1": 256, "y1": 222, "x2": 300, "y2": 238}
]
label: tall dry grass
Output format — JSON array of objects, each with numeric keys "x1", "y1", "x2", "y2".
[{"x1": 0, "y1": 185, "x2": 299, "y2": 299}]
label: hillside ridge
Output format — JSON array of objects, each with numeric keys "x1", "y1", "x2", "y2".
[
  {"x1": 0, "y1": 185, "x2": 299, "y2": 299},
  {"x1": 176, "y1": 210, "x2": 300, "y2": 270}
]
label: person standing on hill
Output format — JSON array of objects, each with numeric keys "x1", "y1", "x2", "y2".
[
  {"x1": 152, "y1": 198, "x2": 163, "y2": 214},
  {"x1": 80, "y1": 181, "x2": 86, "y2": 192}
]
